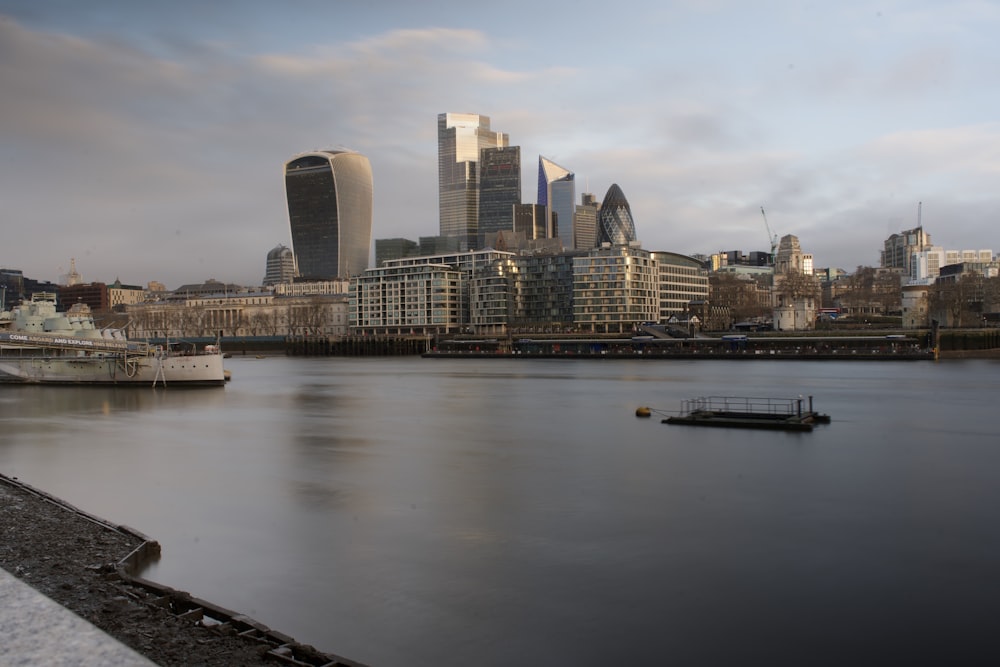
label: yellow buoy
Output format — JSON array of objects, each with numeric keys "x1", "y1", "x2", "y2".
[{"x1": 635, "y1": 406, "x2": 652, "y2": 418}]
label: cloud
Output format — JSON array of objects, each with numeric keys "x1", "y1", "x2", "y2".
[
  {"x1": 2, "y1": 4, "x2": 999, "y2": 289},
  {"x1": 0, "y1": 19, "x2": 523, "y2": 285}
]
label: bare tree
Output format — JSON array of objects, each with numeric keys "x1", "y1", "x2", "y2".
[
  {"x1": 775, "y1": 269, "x2": 820, "y2": 301},
  {"x1": 930, "y1": 274, "x2": 991, "y2": 327},
  {"x1": 836, "y1": 266, "x2": 901, "y2": 316},
  {"x1": 709, "y1": 273, "x2": 772, "y2": 322}
]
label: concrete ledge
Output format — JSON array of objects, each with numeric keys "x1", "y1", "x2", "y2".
[
  {"x1": 0, "y1": 566, "x2": 157, "y2": 666},
  {"x1": 1, "y1": 472, "x2": 366, "y2": 667}
]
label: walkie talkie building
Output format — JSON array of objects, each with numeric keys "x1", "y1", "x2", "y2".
[{"x1": 284, "y1": 150, "x2": 373, "y2": 279}]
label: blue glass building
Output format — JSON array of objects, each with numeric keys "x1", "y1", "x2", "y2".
[{"x1": 537, "y1": 156, "x2": 575, "y2": 245}]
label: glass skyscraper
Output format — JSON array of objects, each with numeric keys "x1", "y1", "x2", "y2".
[
  {"x1": 573, "y1": 193, "x2": 600, "y2": 250},
  {"x1": 284, "y1": 150, "x2": 373, "y2": 279},
  {"x1": 438, "y1": 113, "x2": 509, "y2": 250},
  {"x1": 537, "y1": 156, "x2": 575, "y2": 246},
  {"x1": 597, "y1": 183, "x2": 637, "y2": 246},
  {"x1": 478, "y1": 145, "x2": 521, "y2": 248}
]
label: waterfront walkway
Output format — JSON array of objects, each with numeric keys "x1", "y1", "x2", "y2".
[
  {"x1": 0, "y1": 472, "x2": 365, "y2": 666},
  {"x1": 0, "y1": 567, "x2": 157, "y2": 666}
]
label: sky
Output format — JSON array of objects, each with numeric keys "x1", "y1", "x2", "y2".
[{"x1": 2, "y1": 1, "x2": 999, "y2": 289}]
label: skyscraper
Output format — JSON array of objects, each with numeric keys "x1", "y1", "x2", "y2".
[
  {"x1": 881, "y1": 226, "x2": 931, "y2": 277},
  {"x1": 513, "y1": 204, "x2": 548, "y2": 240},
  {"x1": 573, "y1": 193, "x2": 600, "y2": 250},
  {"x1": 537, "y1": 156, "x2": 575, "y2": 246},
  {"x1": 263, "y1": 244, "x2": 296, "y2": 286},
  {"x1": 284, "y1": 149, "x2": 373, "y2": 279},
  {"x1": 478, "y1": 146, "x2": 521, "y2": 248},
  {"x1": 597, "y1": 183, "x2": 637, "y2": 246},
  {"x1": 438, "y1": 113, "x2": 508, "y2": 250}
]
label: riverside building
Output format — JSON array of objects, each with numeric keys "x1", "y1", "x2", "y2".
[
  {"x1": 470, "y1": 252, "x2": 583, "y2": 335},
  {"x1": 126, "y1": 292, "x2": 349, "y2": 340},
  {"x1": 773, "y1": 234, "x2": 820, "y2": 331},
  {"x1": 573, "y1": 244, "x2": 659, "y2": 333},
  {"x1": 355, "y1": 246, "x2": 706, "y2": 337},
  {"x1": 650, "y1": 251, "x2": 710, "y2": 320},
  {"x1": 350, "y1": 249, "x2": 515, "y2": 336}
]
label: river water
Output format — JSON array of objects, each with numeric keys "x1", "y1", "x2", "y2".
[{"x1": 2, "y1": 356, "x2": 1000, "y2": 665}]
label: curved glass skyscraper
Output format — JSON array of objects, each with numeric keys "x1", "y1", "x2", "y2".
[
  {"x1": 597, "y1": 183, "x2": 637, "y2": 246},
  {"x1": 284, "y1": 150, "x2": 373, "y2": 279}
]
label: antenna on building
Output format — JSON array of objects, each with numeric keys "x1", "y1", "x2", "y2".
[{"x1": 917, "y1": 201, "x2": 922, "y2": 228}]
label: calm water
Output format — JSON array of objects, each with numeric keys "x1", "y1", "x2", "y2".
[{"x1": 2, "y1": 356, "x2": 1000, "y2": 665}]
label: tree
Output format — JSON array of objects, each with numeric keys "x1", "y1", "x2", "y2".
[
  {"x1": 929, "y1": 274, "x2": 992, "y2": 327},
  {"x1": 774, "y1": 269, "x2": 820, "y2": 301},
  {"x1": 709, "y1": 273, "x2": 772, "y2": 323},
  {"x1": 836, "y1": 266, "x2": 901, "y2": 316}
]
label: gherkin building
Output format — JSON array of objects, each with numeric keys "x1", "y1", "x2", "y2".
[{"x1": 597, "y1": 183, "x2": 637, "y2": 246}]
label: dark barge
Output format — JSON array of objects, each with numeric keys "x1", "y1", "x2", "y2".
[{"x1": 662, "y1": 396, "x2": 830, "y2": 431}]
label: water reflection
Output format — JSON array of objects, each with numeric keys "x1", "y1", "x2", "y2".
[
  {"x1": 0, "y1": 385, "x2": 226, "y2": 418},
  {"x1": 289, "y1": 380, "x2": 375, "y2": 512},
  {"x1": 3, "y1": 358, "x2": 1000, "y2": 666}
]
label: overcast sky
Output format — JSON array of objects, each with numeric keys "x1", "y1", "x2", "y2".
[{"x1": 2, "y1": 1, "x2": 999, "y2": 289}]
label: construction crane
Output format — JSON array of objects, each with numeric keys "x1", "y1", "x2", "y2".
[{"x1": 760, "y1": 206, "x2": 778, "y2": 266}]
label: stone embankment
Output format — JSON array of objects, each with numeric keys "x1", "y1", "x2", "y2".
[{"x1": 0, "y1": 473, "x2": 364, "y2": 667}]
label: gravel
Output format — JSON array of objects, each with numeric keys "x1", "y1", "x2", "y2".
[{"x1": 0, "y1": 473, "x2": 363, "y2": 666}]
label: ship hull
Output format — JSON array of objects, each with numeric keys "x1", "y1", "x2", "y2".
[{"x1": 0, "y1": 353, "x2": 226, "y2": 386}]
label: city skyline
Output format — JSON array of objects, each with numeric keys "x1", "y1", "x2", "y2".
[{"x1": 2, "y1": 1, "x2": 999, "y2": 288}]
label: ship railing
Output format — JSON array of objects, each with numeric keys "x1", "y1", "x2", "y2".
[{"x1": 682, "y1": 396, "x2": 805, "y2": 417}]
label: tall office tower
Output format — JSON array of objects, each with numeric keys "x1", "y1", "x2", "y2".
[
  {"x1": 573, "y1": 193, "x2": 599, "y2": 250},
  {"x1": 513, "y1": 204, "x2": 550, "y2": 240},
  {"x1": 284, "y1": 149, "x2": 373, "y2": 279},
  {"x1": 597, "y1": 184, "x2": 637, "y2": 246},
  {"x1": 537, "y1": 157, "x2": 575, "y2": 246},
  {"x1": 881, "y1": 226, "x2": 931, "y2": 277},
  {"x1": 478, "y1": 146, "x2": 521, "y2": 248},
  {"x1": 438, "y1": 113, "x2": 509, "y2": 250},
  {"x1": 263, "y1": 244, "x2": 296, "y2": 286}
]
